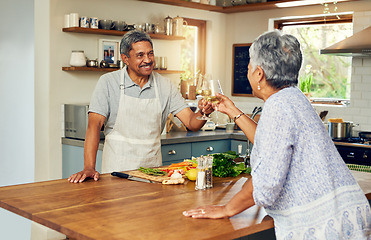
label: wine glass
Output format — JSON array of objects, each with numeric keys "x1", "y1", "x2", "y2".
[
  {"x1": 206, "y1": 80, "x2": 223, "y2": 126},
  {"x1": 196, "y1": 79, "x2": 212, "y2": 121}
]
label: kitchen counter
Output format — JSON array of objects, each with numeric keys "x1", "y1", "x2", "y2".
[
  {"x1": 62, "y1": 129, "x2": 369, "y2": 149},
  {"x1": 62, "y1": 129, "x2": 248, "y2": 150},
  {"x1": 0, "y1": 173, "x2": 272, "y2": 240},
  {"x1": 0, "y1": 171, "x2": 370, "y2": 240}
]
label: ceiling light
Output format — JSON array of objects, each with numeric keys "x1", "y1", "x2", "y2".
[{"x1": 276, "y1": 0, "x2": 349, "y2": 8}]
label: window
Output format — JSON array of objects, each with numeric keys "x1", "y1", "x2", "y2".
[
  {"x1": 275, "y1": 14, "x2": 353, "y2": 100},
  {"x1": 181, "y1": 18, "x2": 206, "y2": 80}
]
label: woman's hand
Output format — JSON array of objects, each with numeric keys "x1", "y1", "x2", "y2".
[
  {"x1": 214, "y1": 93, "x2": 238, "y2": 118},
  {"x1": 183, "y1": 205, "x2": 229, "y2": 219}
]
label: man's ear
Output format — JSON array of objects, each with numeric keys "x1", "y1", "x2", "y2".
[{"x1": 121, "y1": 54, "x2": 129, "y2": 65}]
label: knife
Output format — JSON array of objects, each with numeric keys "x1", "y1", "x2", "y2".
[{"x1": 111, "y1": 172, "x2": 154, "y2": 183}]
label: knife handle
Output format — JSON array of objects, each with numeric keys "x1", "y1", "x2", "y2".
[{"x1": 111, "y1": 172, "x2": 129, "y2": 179}]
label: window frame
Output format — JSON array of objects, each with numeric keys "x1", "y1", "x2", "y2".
[
  {"x1": 274, "y1": 13, "x2": 353, "y2": 104},
  {"x1": 183, "y1": 18, "x2": 207, "y2": 75}
]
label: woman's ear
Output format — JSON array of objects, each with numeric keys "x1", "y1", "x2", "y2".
[{"x1": 256, "y1": 65, "x2": 265, "y2": 80}]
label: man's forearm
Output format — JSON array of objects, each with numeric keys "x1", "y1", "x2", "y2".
[{"x1": 83, "y1": 129, "x2": 100, "y2": 170}]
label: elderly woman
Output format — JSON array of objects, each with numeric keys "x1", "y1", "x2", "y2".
[{"x1": 183, "y1": 30, "x2": 371, "y2": 239}]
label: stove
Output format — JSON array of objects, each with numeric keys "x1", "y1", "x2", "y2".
[{"x1": 333, "y1": 137, "x2": 370, "y2": 166}]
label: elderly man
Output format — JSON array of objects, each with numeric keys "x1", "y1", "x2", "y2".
[{"x1": 68, "y1": 30, "x2": 212, "y2": 183}]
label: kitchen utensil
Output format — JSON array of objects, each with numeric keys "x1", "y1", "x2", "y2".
[
  {"x1": 86, "y1": 59, "x2": 98, "y2": 67},
  {"x1": 69, "y1": 50, "x2": 86, "y2": 67},
  {"x1": 64, "y1": 14, "x2": 70, "y2": 28},
  {"x1": 319, "y1": 110, "x2": 328, "y2": 121},
  {"x1": 111, "y1": 172, "x2": 154, "y2": 183},
  {"x1": 328, "y1": 121, "x2": 358, "y2": 140},
  {"x1": 160, "y1": 56, "x2": 167, "y2": 70},
  {"x1": 231, "y1": 0, "x2": 245, "y2": 5},
  {"x1": 112, "y1": 21, "x2": 127, "y2": 31},
  {"x1": 359, "y1": 131, "x2": 371, "y2": 140},
  {"x1": 99, "y1": 19, "x2": 112, "y2": 30},
  {"x1": 100, "y1": 60, "x2": 108, "y2": 68},
  {"x1": 90, "y1": 17, "x2": 98, "y2": 29},
  {"x1": 164, "y1": 16, "x2": 173, "y2": 36},
  {"x1": 80, "y1": 16, "x2": 89, "y2": 28},
  {"x1": 172, "y1": 16, "x2": 187, "y2": 37},
  {"x1": 69, "y1": 13, "x2": 79, "y2": 27}
]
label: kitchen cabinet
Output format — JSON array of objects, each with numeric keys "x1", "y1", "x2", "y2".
[
  {"x1": 191, "y1": 139, "x2": 230, "y2": 157},
  {"x1": 161, "y1": 142, "x2": 192, "y2": 165},
  {"x1": 62, "y1": 144, "x2": 102, "y2": 178}
]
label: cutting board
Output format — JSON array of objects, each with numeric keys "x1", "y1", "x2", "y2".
[{"x1": 124, "y1": 170, "x2": 171, "y2": 183}]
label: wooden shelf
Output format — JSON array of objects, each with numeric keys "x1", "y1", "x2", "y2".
[
  {"x1": 62, "y1": 66, "x2": 185, "y2": 74},
  {"x1": 139, "y1": 0, "x2": 359, "y2": 13},
  {"x1": 62, "y1": 27, "x2": 185, "y2": 40}
]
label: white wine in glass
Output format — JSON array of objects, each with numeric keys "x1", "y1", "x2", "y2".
[
  {"x1": 205, "y1": 80, "x2": 223, "y2": 125},
  {"x1": 196, "y1": 80, "x2": 212, "y2": 121}
]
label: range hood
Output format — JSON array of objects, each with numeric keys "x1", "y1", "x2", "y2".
[{"x1": 320, "y1": 26, "x2": 371, "y2": 57}]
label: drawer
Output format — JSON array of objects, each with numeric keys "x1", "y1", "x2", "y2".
[
  {"x1": 161, "y1": 143, "x2": 191, "y2": 164},
  {"x1": 191, "y1": 140, "x2": 230, "y2": 157}
]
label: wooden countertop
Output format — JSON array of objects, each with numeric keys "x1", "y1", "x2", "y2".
[
  {"x1": 0, "y1": 174, "x2": 273, "y2": 240},
  {"x1": 1, "y1": 171, "x2": 370, "y2": 239}
]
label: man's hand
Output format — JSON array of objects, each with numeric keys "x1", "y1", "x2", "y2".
[
  {"x1": 198, "y1": 98, "x2": 214, "y2": 116},
  {"x1": 68, "y1": 168, "x2": 100, "y2": 183}
]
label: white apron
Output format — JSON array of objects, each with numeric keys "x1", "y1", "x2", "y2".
[{"x1": 101, "y1": 68, "x2": 162, "y2": 173}]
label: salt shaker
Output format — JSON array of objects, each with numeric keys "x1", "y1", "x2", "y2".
[
  {"x1": 205, "y1": 155, "x2": 213, "y2": 188},
  {"x1": 195, "y1": 156, "x2": 206, "y2": 190}
]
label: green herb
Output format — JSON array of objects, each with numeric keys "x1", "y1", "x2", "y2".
[
  {"x1": 212, "y1": 151, "x2": 247, "y2": 177},
  {"x1": 138, "y1": 167, "x2": 166, "y2": 176}
]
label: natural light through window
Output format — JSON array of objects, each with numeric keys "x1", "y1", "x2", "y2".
[
  {"x1": 181, "y1": 25, "x2": 198, "y2": 78},
  {"x1": 282, "y1": 23, "x2": 353, "y2": 100}
]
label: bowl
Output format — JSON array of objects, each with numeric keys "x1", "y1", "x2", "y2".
[{"x1": 99, "y1": 20, "x2": 112, "y2": 30}]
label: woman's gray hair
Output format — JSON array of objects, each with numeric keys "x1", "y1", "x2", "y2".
[
  {"x1": 249, "y1": 30, "x2": 302, "y2": 89},
  {"x1": 120, "y1": 30, "x2": 153, "y2": 57}
]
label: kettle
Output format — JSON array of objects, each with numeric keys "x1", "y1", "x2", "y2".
[
  {"x1": 69, "y1": 50, "x2": 86, "y2": 67},
  {"x1": 164, "y1": 16, "x2": 173, "y2": 36},
  {"x1": 172, "y1": 16, "x2": 187, "y2": 37}
]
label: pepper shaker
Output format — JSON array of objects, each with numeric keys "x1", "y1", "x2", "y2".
[{"x1": 205, "y1": 155, "x2": 213, "y2": 188}]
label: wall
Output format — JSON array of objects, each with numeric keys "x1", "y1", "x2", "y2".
[
  {"x1": 224, "y1": 1, "x2": 371, "y2": 132},
  {"x1": 0, "y1": 0, "x2": 34, "y2": 239}
]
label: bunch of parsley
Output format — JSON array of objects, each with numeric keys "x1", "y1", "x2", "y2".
[{"x1": 212, "y1": 151, "x2": 250, "y2": 177}]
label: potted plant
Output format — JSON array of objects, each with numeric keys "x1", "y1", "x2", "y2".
[{"x1": 299, "y1": 65, "x2": 313, "y2": 99}]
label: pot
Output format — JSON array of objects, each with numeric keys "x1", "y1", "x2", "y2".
[
  {"x1": 328, "y1": 121, "x2": 358, "y2": 140},
  {"x1": 69, "y1": 50, "x2": 86, "y2": 67},
  {"x1": 86, "y1": 59, "x2": 98, "y2": 67},
  {"x1": 172, "y1": 16, "x2": 187, "y2": 37}
]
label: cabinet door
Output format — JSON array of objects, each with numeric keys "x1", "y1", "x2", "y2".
[
  {"x1": 161, "y1": 143, "x2": 191, "y2": 165},
  {"x1": 231, "y1": 140, "x2": 248, "y2": 155},
  {"x1": 62, "y1": 145, "x2": 102, "y2": 178},
  {"x1": 191, "y1": 140, "x2": 230, "y2": 157}
]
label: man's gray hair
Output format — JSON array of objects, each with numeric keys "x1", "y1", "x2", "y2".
[
  {"x1": 249, "y1": 30, "x2": 302, "y2": 89},
  {"x1": 120, "y1": 30, "x2": 153, "y2": 57}
]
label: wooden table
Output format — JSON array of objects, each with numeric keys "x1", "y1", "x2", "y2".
[
  {"x1": 0, "y1": 174, "x2": 273, "y2": 240},
  {"x1": 1, "y1": 171, "x2": 370, "y2": 240}
]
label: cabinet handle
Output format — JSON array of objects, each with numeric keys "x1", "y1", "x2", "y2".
[
  {"x1": 206, "y1": 146, "x2": 214, "y2": 152},
  {"x1": 168, "y1": 150, "x2": 176, "y2": 155}
]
